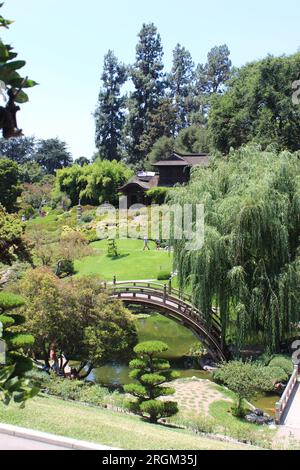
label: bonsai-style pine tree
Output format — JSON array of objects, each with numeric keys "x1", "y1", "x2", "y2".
[
  {"x1": 0, "y1": 292, "x2": 38, "y2": 405},
  {"x1": 124, "y1": 341, "x2": 179, "y2": 423}
]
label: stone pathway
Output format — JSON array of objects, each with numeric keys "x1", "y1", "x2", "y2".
[{"x1": 164, "y1": 378, "x2": 231, "y2": 415}]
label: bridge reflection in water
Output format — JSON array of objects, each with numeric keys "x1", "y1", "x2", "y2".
[{"x1": 104, "y1": 280, "x2": 227, "y2": 363}]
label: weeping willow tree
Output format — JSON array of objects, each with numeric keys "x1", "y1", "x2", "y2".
[{"x1": 170, "y1": 145, "x2": 300, "y2": 353}]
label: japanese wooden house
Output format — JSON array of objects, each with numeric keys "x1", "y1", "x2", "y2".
[{"x1": 119, "y1": 152, "x2": 209, "y2": 207}]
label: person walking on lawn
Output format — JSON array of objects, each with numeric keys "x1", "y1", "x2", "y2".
[{"x1": 143, "y1": 236, "x2": 150, "y2": 251}]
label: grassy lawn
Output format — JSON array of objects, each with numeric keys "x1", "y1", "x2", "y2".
[
  {"x1": 0, "y1": 395, "x2": 255, "y2": 450},
  {"x1": 74, "y1": 239, "x2": 173, "y2": 281},
  {"x1": 208, "y1": 399, "x2": 274, "y2": 448}
]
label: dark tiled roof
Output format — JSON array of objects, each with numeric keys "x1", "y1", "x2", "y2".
[
  {"x1": 154, "y1": 152, "x2": 209, "y2": 167},
  {"x1": 119, "y1": 175, "x2": 159, "y2": 191}
]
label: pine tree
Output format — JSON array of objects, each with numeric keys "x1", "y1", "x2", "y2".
[
  {"x1": 169, "y1": 44, "x2": 195, "y2": 133},
  {"x1": 124, "y1": 341, "x2": 179, "y2": 423},
  {"x1": 191, "y1": 44, "x2": 232, "y2": 124},
  {"x1": 126, "y1": 23, "x2": 166, "y2": 166},
  {"x1": 95, "y1": 50, "x2": 127, "y2": 161},
  {"x1": 205, "y1": 44, "x2": 232, "y2": 94}
]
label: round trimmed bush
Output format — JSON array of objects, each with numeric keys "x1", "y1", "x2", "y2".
[
  {"x1": 268, "y1": 356, "x2": 293, "y2": 376},
  {"x1": 56, "y1": 259, "x2": 75, "y2": 277},
  {"x1": 265, "y1": 366, "x2": 288, "y2": 383},
  {"x1": 140, "y1": 400, "x2": 178, "y2": 423},
  {"x1": 157, "y1": 270, "x2": 171, "y2": 281}
]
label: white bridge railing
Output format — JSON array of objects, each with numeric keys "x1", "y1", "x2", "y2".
[{"x1": 275, "y1": 364, "x2": 299, "y2": 424}]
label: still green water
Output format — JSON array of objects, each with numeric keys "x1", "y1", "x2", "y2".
[
  {"x1": 90, "y1": 314, "x2": 208, "y2": 385},
  {"x1": 90, "y1": 313, "x2": 278, "y2": 415}
]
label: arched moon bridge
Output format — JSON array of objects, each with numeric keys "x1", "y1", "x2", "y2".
[{"x1": 107, "y1": 280, "x2": 227, "y2": 362}]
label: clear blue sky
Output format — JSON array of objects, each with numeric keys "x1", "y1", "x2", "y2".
[{"x1": 3, "y1": 0, "x2": 300, "y2": 159}]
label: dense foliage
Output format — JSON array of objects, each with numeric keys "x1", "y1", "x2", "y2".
[
  {"x1": 125, "y1": 23, "x2": 167, "y2": 165},
  {"x1": 125, "y1": 341, "x2": 179, "y2": 423},
  {"x1": 0, "y1": 204, "x2": 31, "y2": 264},
  {"x1": 56, "y1": 159, "x2": 133, "y2": 206},
  {"x1": 34, "y1": 138, "x2": 72, "y2": 174},
  {"x1": 0, "y1": 136, "x2": 36, "y2": 164},
  {"x1": 18, "y1": 269, "x2": 138, "y2": 377},
  {"x1": 172, "y1": 146, "x2": 300, "y2": 352},
  {"x1": 214, "y1": 361, "x2": 275, "y2": 416},
  {"x1": 0, "y1": 157, "x2": 21, "y2": 211},
  {"x1": 146, "y1": 187, "x2": 169, "y2": 205},
  {"x1": 27, "y1": 370, "x2": 123, "y2": 408},
  {"x1": 209, "y1": 53, "x2": 300, "y2": 153},
  {"x1": 94, "y1": 22, "x2": 231, "y2": 168}
]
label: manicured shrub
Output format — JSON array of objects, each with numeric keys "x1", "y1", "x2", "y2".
[
  {"x1": 157, "y1": 270, "x2": 171, "y2": 281},
  {"x1": 124, "y1": 341, "x2": 179, "y2": 423},
  {"x1": 146, "y1": 187, "x2": 169, "y2": 205},
  {"x1": 268, "y1": 356, "x2": 293, "y2": 376},
  {"x1": 107, "y1": 239, "x2": 119, "y2": 258},
  {"x1": 48, "y1": 378, "x2": 84, "y2": 401},
  {"x1": 79, "y1": 384, "x2": 109, "y2": 405},
  {"x1": 264, "y1": 366, "x2": 288, "y2": 384},
  {"x1": 27, "y1": 371, "x2": 111, "y2": 407},
  {"x1": 173, "y1": 414, "x2": 217, "y2": 434},
  {"x1": 55, "y1": 259, "x2": 75, "y2": 277},
  {"x1": 140, "y1": 400, "x2": 178, "y2": 422},
  {"x1": 213, "y1": 361, "x2": 274, "y2": 416},
  {"x1": 81, "y1": 212, "x2": 95, "y2": 224}
]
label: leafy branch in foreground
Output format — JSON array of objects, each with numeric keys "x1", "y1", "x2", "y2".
[
  {"x1": 0, "y1": 291, "x2": 38, "y2": 406},
  {"x1": 0, "y1": 2, "x2": 37, "y2": 138}
]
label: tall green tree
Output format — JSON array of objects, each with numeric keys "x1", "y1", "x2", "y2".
[
  {"x1": 140, "y1": 97, "x2": 177, "y2": 162},
  {"x1": 56, "y1": 158, "x2": 133, "y2": 206},
  {"x1": 75, "y1": 156, "x2": 90, "y2": 167},
  {"x1": 191, "y1": 44, "x2": 232, "y2": 124},
  {"x1": 19, "y1": 269, "x2": 137, "y2": 378},
  {"x1": 171, "y1": 146, "x2": 300, "y2": 353},
  {"x1": 0, "y1": 157, "x2": 21, "y2": 211},
  {"x1": 0, "y1": 136, "x2": 36, "y2": 163},
  {"x1": 18, "y1": 161, "x2": 45, "y2": 184},
  {"x1": 35, "y1": 138, "x2": 72, "y2": 174},
  {"x1": 146, "y1": 135, "x2": 174, "y2": 167},
  {"x1": 175, "y1": 126, "x2": 209, "y2": 154},
  {"x1": 95, "y1": 50, "x2": 127, "y2": 161},
  {"x1": 203, "y1": 44, "x2": 232, "y2": 94},
  {"x1": 169, "y1": 44, "x2": 195, "y2": 133},
  {"x1": 209, "y1": 53, "x2": 300, "y2": 153},
  {"x1": 126, "y1": 23, "x2": 166, "y2": 165}
]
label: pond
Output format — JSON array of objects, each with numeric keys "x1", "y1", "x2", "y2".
[
  {"x1": 89, "y1": 313, "x2": 208, "y2": 386},
  {"x1": 89, "y1": 312, "x2": 279, "y2": 416}
]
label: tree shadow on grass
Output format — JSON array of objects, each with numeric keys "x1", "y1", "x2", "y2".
[{"x1": 107, "y1": 254, "x2": 130, "y2": 261}]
